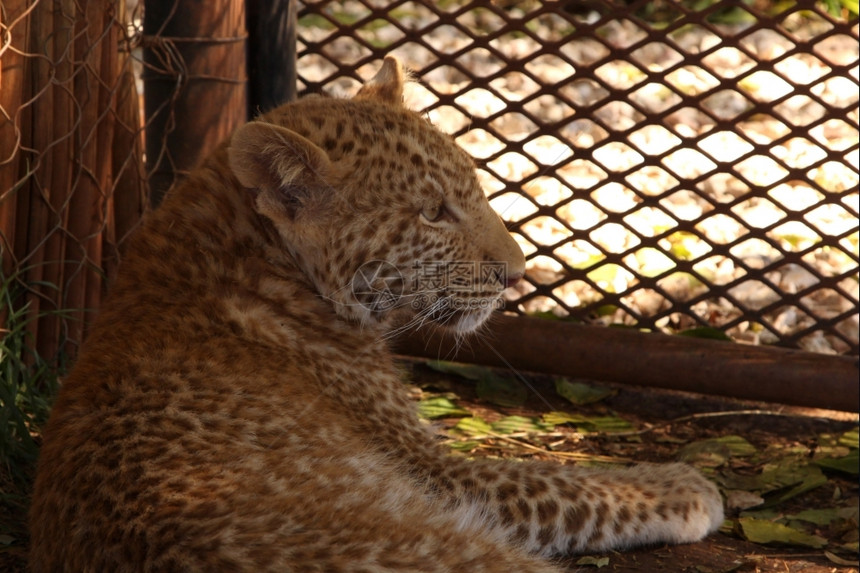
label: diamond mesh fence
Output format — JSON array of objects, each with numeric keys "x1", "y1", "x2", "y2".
[
  {"x1": 1, "y1": 0, "x2": 146, "y2": 361},
  {"x1": 296, "y1": 0, "x2": 859, "y2": 355}
]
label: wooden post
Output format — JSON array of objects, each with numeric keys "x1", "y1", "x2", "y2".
[{"x1": 143, "y1": 0, "x2": 248, "y2": 206}]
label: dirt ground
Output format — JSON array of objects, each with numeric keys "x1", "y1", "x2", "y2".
[
  {"x1": 403, "y1": 358, "x2": 859, "y2": 573},
  {"x1": 2, "y1": 359, "x2": 856, "y2": 572}
]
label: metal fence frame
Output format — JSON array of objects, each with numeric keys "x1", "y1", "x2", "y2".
[{"x1": 295, "y1": 0, "x2": 859, "y2": 357}]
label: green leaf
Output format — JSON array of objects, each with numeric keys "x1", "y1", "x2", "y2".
[
  {"x1": 594, "y1": 304, "x2": 619, "y2": 317},
  {"x1": 677, "y1": 436, "x2": 756, "y2": 467},
  {"x1": 586, "y1": 264, "x2": 625, "y2": 292},
  {"x1": 425, "y1": 360, "x2": 487, "y2": 381},
  {"x1": 541, "y1": 411, "x2": 633, "y2": 433},
  {"x1": 789, "y1": 506, "x2": 859, "y2": 526},
  {"x1": 838, "y1": 427, "x2": 859, "y2": 449},
  {"x1": 718, "y1": 519, "x2": 735, "y2": 535},
  {"x1": 737, "y1": 517, "x2": 827, "y2": 549},
  {"x1": 665, "y1": 230, "x2": 697, "y2": 259},
  {"x1": 491, "y1": 415, "x2": 553, "y2": 435},
  {"x1": 454, "y1": 417, "x2": 493, "y2": 436},
  {"x1": 721, "y1": 435, "x2": 758, "y2": 456},
  {"x1": 417, "y1": 397, "x2": 470, "y2": 419},
  {"x1": 759, "y1": 464, "x2": 828, "y2": 508},
  {"x1": 554, "y1": 378, "x2": 616, "y2": 405},
  {"x1": 587, "y1": 416, "x2": 634, "y2": 432},
  {"x1": 571, "y1": 252, "x2": 605, "y2": 270},
  {"x1": 448, "y1": 440, "x2": 480, "y2": 452},
  {"x1": 575, "y1": 555, "x2": 610, "y2": 568},
  {"x1": 543, "y1": 411, "x2": 591, "y2": 427},
  {"x1": 426, "y1": 360, "x2": 528, "y2": 408},
  {"x1": 476, "y1": 373, "x2": 527, "y2": 408},
  {"x1": 721, "y1": 461, "x2": 826, "y2": 497},
  {"x1": 815, "y1": 448, "x2": 859, "y2": 476},
  {"x1": 724, "y1": 462, "x2": 829, "y2": 510},
  {"x1": 450, "y1": 416, "x2": 556, "y2": 449},
  {"x1": 839, "y1": 541, "x2": 860, "y2": 553}
]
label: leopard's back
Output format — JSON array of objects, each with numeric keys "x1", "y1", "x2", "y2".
[{"x1": 30, "y1": 58, "x2": 721, "y2": 572}]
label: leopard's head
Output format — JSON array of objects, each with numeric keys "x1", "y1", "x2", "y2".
[{"x1": 228, "y1": 56, "x2": 525, "y2": 334}]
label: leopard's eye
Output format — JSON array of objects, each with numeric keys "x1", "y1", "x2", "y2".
[{"x1": 420, "y1": 203, "x2": 447, "y2": 223}]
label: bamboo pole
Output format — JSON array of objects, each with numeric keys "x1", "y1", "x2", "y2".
[
  {"x1": 394, "y1": 314, "x2": 859, "y2": 413},
  {"x1": 0, "y1": 0, "x2": 29, "y2": 279},
  {"x1": 62, "y1": 0, "x2": 114, "y2": 353},
  {"x1": 23, "y1": 0, "x2": 61, "y2": 361},
  {"x1": 0, "y1": 0, "x2": 145, "y2": 365}
]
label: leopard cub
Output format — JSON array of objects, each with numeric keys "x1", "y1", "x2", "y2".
[{"x1": 30, "y1": 57, "x2": 723, "y2": 572}]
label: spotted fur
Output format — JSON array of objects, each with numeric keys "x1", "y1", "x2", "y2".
[{"x1": 30, "y1": 57, "x2": 723, "y2": 572}]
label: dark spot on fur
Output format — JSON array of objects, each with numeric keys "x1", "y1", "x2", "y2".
[
  {"x1": 496, "y1": 483, "x2": 519, "y2": 502},
  {"x1": 536, "y1": 500, "x2": 559, "y2": 524}
]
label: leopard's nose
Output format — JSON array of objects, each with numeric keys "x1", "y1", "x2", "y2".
[{"x1": 505, "y1": 273, "x2": 523, "y2": 289}]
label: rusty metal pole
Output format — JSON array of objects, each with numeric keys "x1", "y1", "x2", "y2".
[
  {"x1": 395, "y1": 315, "x2": 859, "y2": 413},
  {"x1": 246, "y1": 0, "x2": 297, "y2": 115}
]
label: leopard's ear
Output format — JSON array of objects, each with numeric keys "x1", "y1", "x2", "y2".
[
  {"x1": 355, "y1": 56, "x2": 405, "y2": 105},
  {"x1": 228, "y1": 121, "x2": 331, "y2": 219}
]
